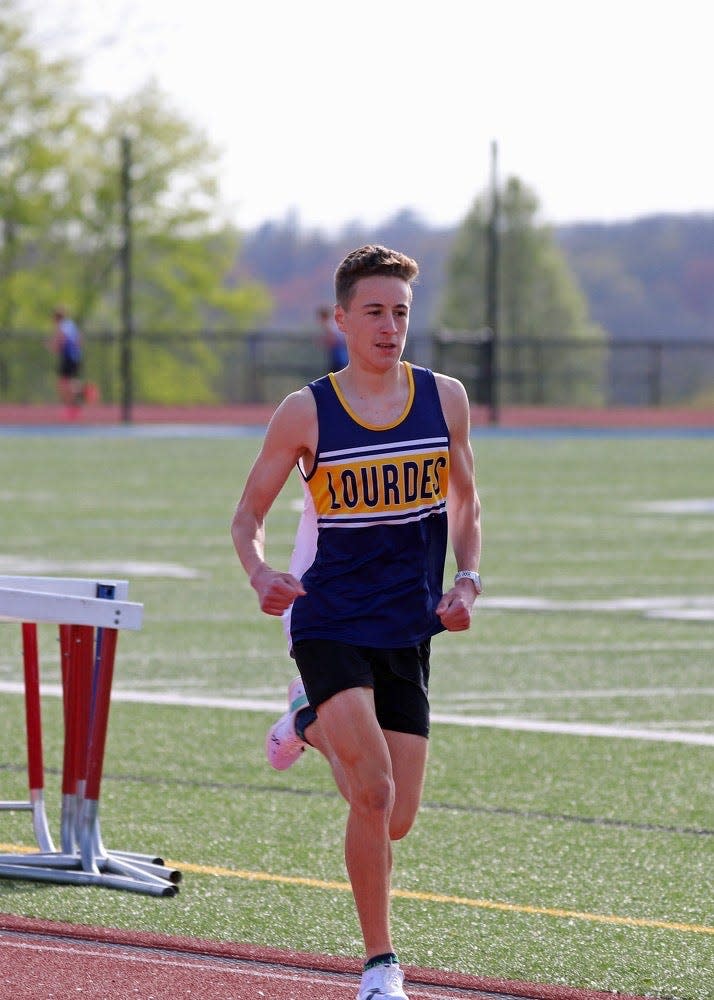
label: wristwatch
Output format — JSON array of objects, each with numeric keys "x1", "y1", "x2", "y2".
[{"x1": 454, "y1": 570, "x2": 483, "y2": 595}]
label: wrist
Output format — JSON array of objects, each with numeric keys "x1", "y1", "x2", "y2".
[
  {"x1": 454, "y1": 570, "x2": 482, "y2": 596},
  {"x1": 249, "y1": 563, "x2": 269, "y2": 589}
]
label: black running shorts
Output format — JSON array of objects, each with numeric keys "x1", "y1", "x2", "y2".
[
  {"x1": 292, "y1": 638, "x2": 431, "y2": 738},
  {"x1": 58, "y1": 355, "x2": 81, "y2": 378}
]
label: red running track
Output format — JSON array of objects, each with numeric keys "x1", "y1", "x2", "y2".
[
  {"x1": 0, "y1": 402, "x2": 713, "y2": 429},
  {"x1": 0, "y1": 914, "x2": 650, "y2": 1000}
]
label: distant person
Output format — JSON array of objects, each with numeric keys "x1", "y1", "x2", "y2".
[
  {"x1": 49, "y1": 308, "x2": 98, "y2": 419},
  {"x1": 50, "y1": 307, "x2": 84, "y2": 419},
  {"x1": 316, "y1": 304, "x2": 348, "y2": 372}
]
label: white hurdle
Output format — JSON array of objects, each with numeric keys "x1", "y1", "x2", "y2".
[{"x1": 0, "y1": 576, "x2": 180, "y2": 897}]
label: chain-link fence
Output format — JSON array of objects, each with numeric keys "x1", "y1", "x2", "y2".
[
  {"x1": 433, "y1": 333, "x2": 713, "y2": 407},
  {"x1": 1, "y1": 329, "x2": 712, "y2": 407}
]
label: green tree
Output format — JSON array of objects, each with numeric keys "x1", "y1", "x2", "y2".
[
  {"x1": 440, "y1": 177, "x2": 606, "y2": 405},
  {"x1": 0, "y1": 0, "x2": 89, "y2": 330},
  {"x1": 76, "y1": 84, "x2": 272, "y2": 402},
  {"x1": 1, "y1": 0, "x2": 271, "y2": 403},
  {"x1": 91, "y1": 84, "x2": 270, "y2": 333}
]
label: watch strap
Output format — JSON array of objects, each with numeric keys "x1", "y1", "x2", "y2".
[{"x1": 454, "y1": 570, "x2": 482, "y2": 595}]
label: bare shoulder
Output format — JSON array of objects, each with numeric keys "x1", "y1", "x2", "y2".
[
  {"x1": 264, "y1": 385, "x2": 317, "y2": 458},
  {"x1": 271, "y1": 384, "x2": 316, "y2": 423},
  {"x1": 434, "y1": 372, "x2": 470, "y2": 431}
]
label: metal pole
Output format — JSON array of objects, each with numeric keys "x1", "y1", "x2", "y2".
[
  {"x1": 485, "y1": 140, "x2": 500, "y2": 424},
  {"x1": 120, "y1": 135, "x2": 133, "y2": 424}
]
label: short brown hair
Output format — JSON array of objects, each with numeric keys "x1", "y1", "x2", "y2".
[{"x1": 334, "y1": 245, "x2": 419, "y2": 309}]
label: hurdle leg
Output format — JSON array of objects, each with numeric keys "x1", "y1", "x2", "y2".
[
  {"x1": 86, "y1": 618, "x2": 110, "y2": 861},
  {"x1": 59, "y1": 625, "x2": 94, "y2": 855},
  {"x1": 78, "y1": 626, "x2": 116, "y2": 875},
  {"x1": 58, "y1": 624, "x2": 77, "y2": 853},
  {"x1": 72, "y1": 624, "x2": 95, "y2": 853},
  {"x1": 22, "y1": 623, "x2": 55, "y2": 853}
]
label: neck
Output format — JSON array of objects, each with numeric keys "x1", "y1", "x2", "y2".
[
  {"x1": 333, "y1": 362, "x2": 411, "y2": 426},
  {"x1": 338, "y1": 359, "x2": 406, "y2": 397}
]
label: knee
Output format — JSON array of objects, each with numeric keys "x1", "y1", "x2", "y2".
[{"x1": 351, "y1": 772, "x2": 394, "y2": 819}]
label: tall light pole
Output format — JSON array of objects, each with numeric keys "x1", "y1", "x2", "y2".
[
  {"x1": 485, "y1": 140, "x2": 500, "y2": 424},
  {"x1": 120, "y1": 135, "x2": 134, "y2": 424}
]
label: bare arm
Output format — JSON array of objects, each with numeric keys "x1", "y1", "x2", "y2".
[
  {"x1": 231, "y1": 388, "x2": 316, "y2": 616},
  {"x1": 434, "y1": 374, "x2": 482, "y2": 631}
]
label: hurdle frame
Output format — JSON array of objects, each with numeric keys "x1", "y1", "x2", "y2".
[{"x1": 0, "y1": 576, "x2": 181, "y2": 897}]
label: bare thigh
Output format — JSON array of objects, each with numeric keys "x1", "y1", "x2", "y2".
[
  {"x1": 315, "y1": 688, "x2": 428, "y2": 840},
  {"x1": 317, "y1": 687, "x2": 394, "y2": 813}
]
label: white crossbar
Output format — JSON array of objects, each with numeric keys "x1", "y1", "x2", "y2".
[
  {"x1": 0, "y1": 583, "x2": 143, "y2": 631},
  {"x1": 0, "y1": 576, "x2": 130, "y2": 600}
]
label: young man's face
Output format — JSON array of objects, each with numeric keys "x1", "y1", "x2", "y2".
[{"x1": 335, "y1": 276, "x2": 411, "y2": 373}]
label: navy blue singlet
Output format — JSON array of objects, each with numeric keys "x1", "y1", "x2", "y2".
[{"x1": 289, "y1": 363, "x2": 450, "y2": 648}]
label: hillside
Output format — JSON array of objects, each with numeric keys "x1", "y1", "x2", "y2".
[
  {"x1": 556, "y1": 214, "x2": 714, "y2": 342},
  {"x1": 237, "y1": 212, "x2": 714, "y2": 345}
]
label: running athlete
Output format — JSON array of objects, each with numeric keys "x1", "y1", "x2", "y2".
[{"x1": 231, "y1": 245, "x2": 482, "y2": 1000}]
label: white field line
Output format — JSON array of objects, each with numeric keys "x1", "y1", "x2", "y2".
[
  {"x1": 478, "y1": 595, "x2": 714, "y2": 620},
  {"x1": 428, "y1": 713, "x2": 714, "y2": 745},
  {"x1": 0, "y1": 556, "x2": 201, "y2": 579},
  {"x1": 0, "y1": 682, "x2": 711, "y2": 746},
  {"x1": 633, "y1": 499, "x2": 714, "y2": 514},
  {"x1": 439, "y1": 687, "x2": 714, "y2": 701},
  {"x1": 647, "y1": 608, "x2": 714, "y2": 620}
]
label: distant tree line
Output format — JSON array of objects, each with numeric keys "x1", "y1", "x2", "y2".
[
  {"x1": 240, "y1": 209, "x2": 714, "y2": 346},
  {"x1": 239, "y1": 209, "x2": 713, "y2": 405}
]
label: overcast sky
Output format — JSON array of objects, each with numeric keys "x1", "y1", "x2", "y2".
[{"x1": 32, "y1": 0, "x2": 713, "y2": 233}]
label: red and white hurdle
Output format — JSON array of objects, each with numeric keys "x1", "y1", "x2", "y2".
[{"x1": 0, "y1": 576, "x2": 181, "y2": 896}]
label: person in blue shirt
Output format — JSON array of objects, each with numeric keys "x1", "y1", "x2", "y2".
[
  {"x1": 231, "y1": 245, "x2": 482, "y2": 1000},
  {"x1": 51, "y1": 307, "x2": 83, "y2": 418},
  {"x1": 316, "y1": 303, "x2": 349, "y2": 371}
]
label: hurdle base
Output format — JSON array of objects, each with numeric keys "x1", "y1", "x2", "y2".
[{"x1": 0, "y1": 849, "x2": 179, "y2": 897}]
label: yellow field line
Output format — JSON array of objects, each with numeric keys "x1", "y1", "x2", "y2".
[
  {"x1": 2, "y1": 844, "x2": 710, "y2": 936},
  {"x1": 169, "y1": 859, "x2": 714, "y2": 937}
]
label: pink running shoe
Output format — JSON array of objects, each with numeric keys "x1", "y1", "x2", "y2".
[{"x1": 265, "y1": 677, "x2": 309, "y2": 771}]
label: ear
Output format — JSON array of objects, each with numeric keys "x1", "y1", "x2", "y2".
[{"x1": 334, "y1": 304, "x2": 347, "y2": 333}]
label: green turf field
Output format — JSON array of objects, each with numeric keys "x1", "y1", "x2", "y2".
[{"x1": 0, "y1": 430, "x2": 712, "y2": 999}]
